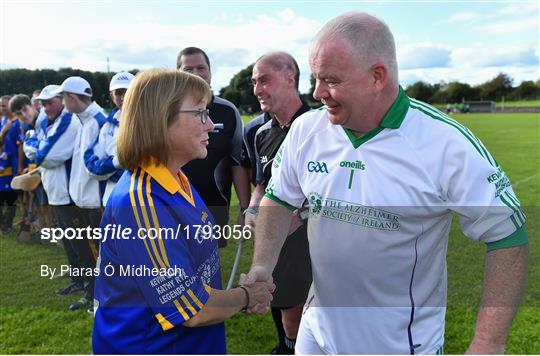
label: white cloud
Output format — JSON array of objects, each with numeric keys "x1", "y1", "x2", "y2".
[
  {"x1": 452, "y1": 45, "x2": 539, "y2": 68},
  {"x1": 278, "y1": 8, "x2": 296, "y2": 23},
  {"x1": 476, "y1": 17, "x2": 539, "y2": 35},
  {"x1": 496, "y1": 2, "x2": 539, "y2": 16},
  {"x1": 441, "y1": 11, "x2": 478, "y2": 24},
  {"x1": 2, "y1": 7, "x2": 321, "y2": 92},
  {"x1": 397, "y1": 43, "x2": 451, "y2": 69},
  {"x1": 470, "y1": 2, "x2": 539, "y2": 36},
  {"x1": 2, "y1": 2, "x2": 538, "y2": 94},
  {"x1": 399, "y1": 42, "x2": 539, "y2": 86}
]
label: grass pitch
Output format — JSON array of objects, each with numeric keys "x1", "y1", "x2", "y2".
[{"x1": 0, "y1": 112, "x2": 538, "y2": 354}]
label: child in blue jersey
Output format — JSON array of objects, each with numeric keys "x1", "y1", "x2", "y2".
[
  {"x1": 92, "y1": 69, "x2": 274, "y2": 354},
  {"x1": 9, "y1": 94, "x2": 44, "y2": 240},
  {"x1": 0, "y1": 95, "x2": 20, "y2": 233},
  {"x1": 84, "y1": 72, "x2": 134, "y2": 206}
]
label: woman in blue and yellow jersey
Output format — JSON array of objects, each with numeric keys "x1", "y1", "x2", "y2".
[{"x1": 92, "y1": 69, "x2": 274, "y2": 354}]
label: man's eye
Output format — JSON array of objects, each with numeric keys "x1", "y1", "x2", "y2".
[{"x1": 325, "y1": 79, "x2": 338, "y2": 86}]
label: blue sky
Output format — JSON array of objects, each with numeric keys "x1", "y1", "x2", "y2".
[{"x1": 2, "y1": 1, "x2": 539, "y2": 94}]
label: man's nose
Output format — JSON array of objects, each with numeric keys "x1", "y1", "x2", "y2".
[{"x1": 312, "y1": 80, "x2": 327, "y2": 101}]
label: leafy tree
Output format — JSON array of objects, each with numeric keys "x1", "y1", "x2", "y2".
[
  {"x1": 0, "y1": 68, "x2": 123, "y2": 109},
  {"x1": 445, "y1": 82, "x2": 478, "y2": 103},
  {"x1": 405, "y1": 81, "x2": 436, "y2": 103},
  {"x1": 219, "y1": 88, "x2": 241, "y2": 107},
  {"x1": 218, "y1": 64, "x2": 259, "y2": 114},
  {"x1": 430, "y1": 82, "x2": 448, "y2": 103},
  {"x1": 511, "y1": 80, "x2": 540, "y2": 100},
  {"x1": 477, "y1": 73, "x2": 513, "y2": 101}
]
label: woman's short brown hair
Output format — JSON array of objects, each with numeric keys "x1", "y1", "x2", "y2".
[{"x1": 117, "y1": 68, "x2": 211, "y2": 170}]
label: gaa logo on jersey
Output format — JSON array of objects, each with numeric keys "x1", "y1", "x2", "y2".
[{"x1": 307, "y1": 161, "x2": 329, "y2": 173}]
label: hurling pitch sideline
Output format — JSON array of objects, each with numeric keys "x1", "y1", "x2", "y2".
[{"x1": 0, "y1": 113, "x2": 538, "y2": 354}]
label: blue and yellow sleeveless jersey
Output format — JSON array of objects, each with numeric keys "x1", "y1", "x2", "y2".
[
  {"x1": 0, "y1": 115, "x2": 21, "y2": 191},
  {"x1": 92, "y1": 163, "x2": 225, "y2": 354}
]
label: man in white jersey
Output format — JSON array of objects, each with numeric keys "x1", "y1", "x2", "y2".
[
  {"x1": 53, "y1": 77, "x2": 106, "y2": 312},
  {"x1": 84, "y1": 71, "x2": 133, "y2": 206},
  {"x1": 242, "y1": 12, "x2": 528, "y2": 354}
]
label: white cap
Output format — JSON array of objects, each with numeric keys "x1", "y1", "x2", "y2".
[
  {"x1": 110, "y1": 72, "x2": 135, "y2": 91},
  {"x1": 35, "y1": 85, "x2": 62, "y2": 100},
  {"x1": 54, "y1": 76, "x2": 93, "y2": 97}
]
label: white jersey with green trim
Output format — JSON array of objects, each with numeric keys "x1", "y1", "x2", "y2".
[{"x1": 266, "y1": 89, "x2": 526, "y2": 354}]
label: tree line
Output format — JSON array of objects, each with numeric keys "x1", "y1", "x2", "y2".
[
  {"x1": 404, "y1": 73, "x2": 540, "y2": 105},
  {"x1": 0, "y1": 68, "x2": 138, "y2": 109},
  {"x1": 1, "y1": 67, "x2": 538, "y2": 114}
]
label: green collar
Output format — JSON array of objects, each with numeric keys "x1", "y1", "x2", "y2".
[{"x1": 343, "y1": 86, "x2": 410, "y2": 148}]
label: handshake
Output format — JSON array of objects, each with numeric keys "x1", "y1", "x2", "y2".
[{"x1": 238, "y1": 265, "x2": 274, "y2": 315}]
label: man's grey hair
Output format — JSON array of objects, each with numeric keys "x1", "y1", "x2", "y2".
[
  {"x1": 255, "y1": 51, "x2": 300, "y2": 90},
  {"x1": 314, "y1": 12, "x2": 398, "y2": 81}
]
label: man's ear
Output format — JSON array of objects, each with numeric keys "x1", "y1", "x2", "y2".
[
  {"x1": 371, "y1": 62, "x2": 388, "y2": 89},
  {"x1": 286, "y1": 72, "x2": 296, "y2": 88}
]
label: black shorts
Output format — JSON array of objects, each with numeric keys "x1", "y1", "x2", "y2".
[{"x1": 271, "y1": 223, "x2": 312, "y2": 308}]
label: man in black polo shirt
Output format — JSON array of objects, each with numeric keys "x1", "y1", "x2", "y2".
[
  {"x1": 177, "y1": 47, "x2": 251, "y2": 247},
  {"x1": 241, "y1": 113, "x2": 269, "y2": 185},
  {"x1": 245, "y1": 52, "x2": 312, "y2": 354}
]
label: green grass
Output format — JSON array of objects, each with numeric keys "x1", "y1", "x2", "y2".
[{"x1": 1, "y1": 113, "x2": 538, "y2": 354}]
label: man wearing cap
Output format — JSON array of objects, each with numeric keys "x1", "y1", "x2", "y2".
[
  {"x1": 177, "y1": 47, "x2": 251, "y2": 247},
  {"x1": 53, "y1": 76, "x2": 106, "y2": 311},
  {"x1": 84, "y1": 71, "x2": 134, "y2": 206},
  {"x1": 24, "y1": 85, "x2": 85, "y2": 307}
]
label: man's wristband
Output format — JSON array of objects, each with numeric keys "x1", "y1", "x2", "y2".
[
  {"x1": 237, "y1": 285, "x2": 250, "y2": 310},
  {"x1": 243, "y1": 207, "x2": 258, "y2": 216}
]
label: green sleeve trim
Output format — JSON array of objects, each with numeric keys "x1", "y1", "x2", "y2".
[
  {"x1": 486, "y1": 225, "x2": 528, "y2": 252},
  {"x1": 263, "y1": 192, "x2": 296, "y2": 211}
]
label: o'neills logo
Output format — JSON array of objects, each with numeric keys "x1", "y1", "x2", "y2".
[{"x1": 339, "y1": 160, "x2": 365, "y2": 170}]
